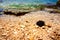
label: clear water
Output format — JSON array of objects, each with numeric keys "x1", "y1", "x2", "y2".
[
  {"x1": 0, "y1": 0, "x2": 58, "y2": 5},
  {"x1": 0, "y1": 0, "x2": 58, "y2": 11},
  {"x1": 0, "y1": 8, "x2": 3, "y2": 12}
]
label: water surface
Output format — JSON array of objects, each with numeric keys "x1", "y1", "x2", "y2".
[{"x1": 0, "y1": 0, "x2": 58, "y2": 6}]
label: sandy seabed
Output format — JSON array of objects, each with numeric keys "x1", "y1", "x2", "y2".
[{"x1": 0, "y1": 11, "x2": 60, "y2": 40}]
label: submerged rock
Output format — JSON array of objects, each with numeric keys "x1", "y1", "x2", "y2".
[{"x1": 3, "y1": 9, "x2": 30, "y2": 16}]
